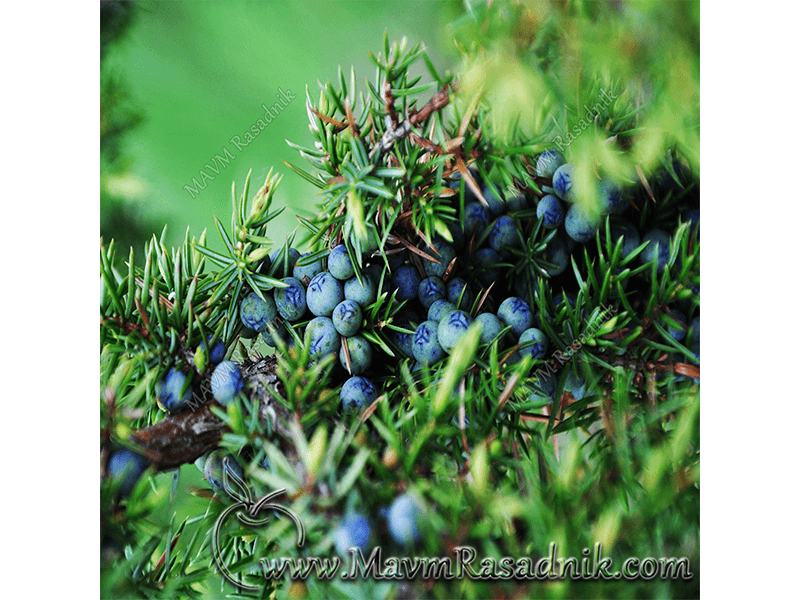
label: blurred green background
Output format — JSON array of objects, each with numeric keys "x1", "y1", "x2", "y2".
[{"x1": 101, "y1": 0, "x2": 461, "y2": 257}]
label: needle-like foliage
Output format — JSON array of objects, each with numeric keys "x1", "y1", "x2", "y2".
[{"x1": 101, "y1": 2, "x2": 699, "y2": 598}]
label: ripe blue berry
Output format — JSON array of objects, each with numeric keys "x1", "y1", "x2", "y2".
[
  {"x1": 108, "y1": 449, "x2": 148, "y2": 497},
  {"x1": 518, "y1": 328, "x2": 548, "y2": 360},
  {"x1": 507, "y1": 193, "x2": 528, "y2": 212},
  {"x1": 331, "y1": 300, "x2": 363, "y2": 337},
  {"x1": 475, "y1": 312, "x2": 505, "y2": 345},
  {"x1": 446, "y1": 221, "x2": 465, "y2": 251},
  {"x1": 412, "y1": 320, "x2": 446, "y2": 365},
  {"x1": 564, "y1": 368, "x2": 587, "y2": 400},
  {"x1": 204, "y1": 451, "x2": 244, "y2": 493},
  {"x1": 418, "y1": 276, "x2": 446, "y2": 309},
  {"x1": 270, "y1": 248, "x2": 301, "y2": 278},
  {"x1": 598, "y1": 181, "x2": 626, "y2": 215},
  {"x1": 211, "y1": 361, "x2": 243, "y2": 405},
  {"x1": 428, "y1": 299, "x2": 456, "y2": 323},
  {"x1": 389, "y1": 312, "x2": 418, "y2": 358},
  {"x1": 513, "y1": 271, "x2": 538, "y2": 301},
  {"x1": 446, "y1": 277, "x2": 474, "y2": 311},
  {"x1": 391, "y1": 265, "x2": 421, "y2": 302},
  {"x1": 553, "y1": 291, "x2": 577, "y2": 311},
  {"x1": 340, "y1": 335, "x2": 373, "y2": 374},
  {"x1": 334, "y1": 513, "x2": 371, "y2": 556},
  {"x1": 482, "y1": 184, "x2": 507, "y2": 216},
  {"x1": 423, "y1": 243, "x2": 456, "y2": 279},
  {"x1": 274, "y1": 277, "x2": 307, "y2": 321},
  {"x1": 489, "y1": 215, "x2": 521, "y2": 255},
  {"x1": 536, "y1": 149, "x2": 566, "y2": 179},
  {"x1": 328, "y1": 245, "x2": 355, "y2": 280},
  {"x1": 659, "y1": 160, "x2": 689, "y2": 191},
  {"x1": 689, "y1": 316, "x2": 700, "y2": 346},
  {"x1": 157, "y1": 368, "x2": 193, "y2": 412},
  {"x1": 552, "y1": 163, "x2": 575, "y2": 201},
  {"x1": 364, "y1": 263, "x2": 384, "y2": 283},
  {"x1": 497, "y1": 297, "x2": 534, "y2": 338},
  {"x1": 306, "y1": 272, "x2": 344, "y2": 317},
  {"x1": 387, "y1": 494, "x2": 422, "y2": 545},
  {"x1": 685, "y1": 209, "x2": 700, "y2": 232},
  {"x1": 463, "y1": 202, "x2": 489, "y2": 236},
  {"x1": 261, "y1": 321, "x2": 292, "y2": 348},
  {"x1": 340, "y1": 376, "x2": 376, "y2": 411},
  {"x1": 473, "y1": 248, "x2": 502, "y2": 287},
  {"x1": 450, "y1": 166, "x2": 481, "y2": 201},
  {"x1": 345, "y1": 272, "x2": 379, "y2": 307},
  {"x1": 240, "y1": 292, "x2": 278, "y2": 332},
  {"x1": 639, "y1": 229, "x2": 671, "y2": 272},
  {"x1": 304, "y1": 316, "x2": 340, "y2": 360},
  {"x1": 536, "y1": 194, "x2": 565, "y2": 229},
  {"x1": 387, "y1": 250, "x2": 408, "y2": 272},
  {"x1": 239, "y1": 325, "x2": 259, "y2": 339},
  {"x1": 437, "y1": 310, "x2": 474, "y2": 353},
  {"x1": 199, "y1": 335, "x2": 226, "y2": 365},
  {"x1": 292, "y1": 253, "x2": 325, "y2": 282},
  {"x1": 564, "y1": 203, "x2": 600, "y2": 243}
]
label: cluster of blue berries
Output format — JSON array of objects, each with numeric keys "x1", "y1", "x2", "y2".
[
  {"x1": 332, "y1": 493, "x2": 423, "y2": 558},
  {"x1": 533, "y1": 150, "x2": 699, "y2": 365},
  {"x1": 535, "y1": 148, "x2": 699, "y2": 276},
  {"x1": 231, "y1": 205, "x2": 555, "y2": 410},
  {"x1": 156, "y1": 335, "x2": 244, "y2": 412},
  {"x1": 535, "y1": 149, "x2": 627, "y2": 245},
  {"x1": 196, "y1": 152, "x2": 698, "y2": 421},
  {"x1": 116, "y1": 160, "x2": 697, "y2": 585},
  {"x1": 400, "y1": 292, "x2": 548, "y2": 371},
  {"x1": 346, "y1": 169, "x2": 565, "y2": 375},
  {"x1": 241, "y1": 246, "x2": 381, "y2": 411}
]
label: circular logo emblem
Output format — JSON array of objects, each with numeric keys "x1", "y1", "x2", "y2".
[{"x1": 211, "y1": 459, "x2": 305, "y2": 591}]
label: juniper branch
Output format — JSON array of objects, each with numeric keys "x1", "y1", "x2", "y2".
[{"x1": 129, "y1": 355, "x2": 292, "y2": 472}]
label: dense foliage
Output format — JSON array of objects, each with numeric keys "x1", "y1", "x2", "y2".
[{"x1": 101, "y1": 2, "x2": 699, "y2": 598}]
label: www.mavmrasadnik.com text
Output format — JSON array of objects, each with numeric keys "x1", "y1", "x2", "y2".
[{"x1": 248, "y1": 543, "x2": 692, "y2": 582}]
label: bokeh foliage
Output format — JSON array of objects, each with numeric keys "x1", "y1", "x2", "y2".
[
  {"x1": 453, "y1": 0, "x2": 699, "y2": 163},
  {"x1": 101, "y1": 0, "x2": 153, "y2": 258}
]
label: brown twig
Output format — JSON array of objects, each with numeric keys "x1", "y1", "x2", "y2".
[
  {"x1": 309, "y1": 106, "x2": 347, "y2": 132},
  {"x1": 101, "y1": 315, "x2": 151, "y2": 339},
  {"x1": 370, "y1": 82, "x2": 457, "y2": 158},
  {"x1": 344, "y1": 99, "x2": 360, "y2": 138},
  {"x1": 129, "y1": 355, "x2": 286, "y2": 472},
  {"x1": 130, "y1": 402, "x2": 228, "y2": 471}
]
